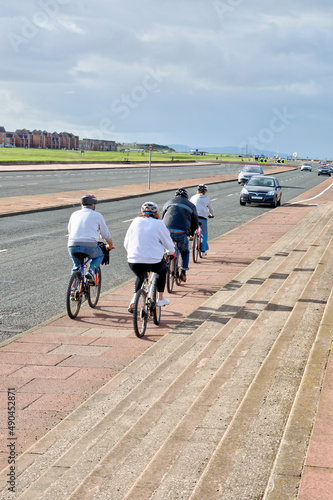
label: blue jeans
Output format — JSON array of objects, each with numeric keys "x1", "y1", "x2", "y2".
[
  {"x1": 68, "y1": 245, "x2": 104, "y2": 274},
  {"x1": 169, "y1": 231, "x2": 189, "y2": 270},
  {"x1": 199, "y1": 218, "x2": 209, "y2": 252}
]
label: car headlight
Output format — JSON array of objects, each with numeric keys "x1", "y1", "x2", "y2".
[
  {"x1": 267, "y1": 190, "x2": 275, "y2": 196},
  {"x1": 241, "y1": 188, "x2": 249, "y2": 194}
]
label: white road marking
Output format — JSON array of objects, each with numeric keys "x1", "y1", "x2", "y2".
[
  {"x1": 123, "y1": 218, "x2": 135, "y2": 223},
  {"x1": 0, "y1": 249, "x2": 8, "y2": 253},
  {"x1": 289, "y1": 181, "x2": 333, "y2": 204}
]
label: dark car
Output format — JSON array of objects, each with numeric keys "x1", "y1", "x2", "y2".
[
  {"x1": 318, "y1": 165, "x2": 331, "y2": 176},
  {"x1": 240, "y1": 176, "x2": 282, "y2": 208}
]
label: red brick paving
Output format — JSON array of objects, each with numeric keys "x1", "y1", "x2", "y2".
[{"x1": 0, "y1": 163, "x2": 333, "y2": 495}]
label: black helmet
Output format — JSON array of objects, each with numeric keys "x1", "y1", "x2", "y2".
[
  {"x1": 175, "y1": 188, "x2": 188, "y2": 198},
  {"x1": 141, "y1": 201, "x2": 159, "y2": 214},
  {"x1": 81, "y1": 194, "x2": 98, "y2": 206},
  {"x1": 198, "y1": 184, "x2": 208, "y2": 193}
]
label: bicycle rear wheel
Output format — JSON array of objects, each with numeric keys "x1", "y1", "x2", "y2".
[
  {"x1": 66, "y1": 272, "x2": 82, "y2": 319},
  {"x1": 166, "y1": 258, "x2": 175, "y2": 293},
  {"x1": 87, "y1": 267, "x2": 101, "y2": 308},
  {"x1": 192, "y1": 233, "x2": 199, "y2": 263},
  {"x1": 133, "y1": 288, "x2": 148, "y2": 338},
  {"x1": 175, "y1": 256, "x2": 182, "y2": 286},
  {"x1": 151, "y1": 278, "x2": 161, "y2": 325}
]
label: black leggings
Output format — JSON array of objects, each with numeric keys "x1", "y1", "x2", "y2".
[{"x1": 128, "y1": 260, "x2": 167, "y2": 292}]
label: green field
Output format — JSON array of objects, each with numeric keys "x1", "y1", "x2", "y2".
[{"x1": 0, "y1": 147, "x2": 257, "y2": 164}]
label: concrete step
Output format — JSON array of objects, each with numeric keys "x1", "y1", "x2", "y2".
[{"x1": 2, "y1": 203, "x2": 332, "y2": 500}]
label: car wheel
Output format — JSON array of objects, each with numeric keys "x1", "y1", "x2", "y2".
[
  {"x1": 277, "y1": 197, "x2": 281, "y2": 206},
  {"x1": 240, "y1": 200, "x2": 246, "y2": 206}
]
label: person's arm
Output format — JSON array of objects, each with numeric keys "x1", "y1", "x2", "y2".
[
  {"x1": 207, "y1": 198, "x2": 215, "y2": 217},
  {"x1": 190, "y1": 205, "x2": 199, "y2": 235},
  {"x1": 106, "y1": 239, "x2": 114, "y2": 251},
  {"x1": 160, "y1": 223, "x2": 175, "y2": 254}
]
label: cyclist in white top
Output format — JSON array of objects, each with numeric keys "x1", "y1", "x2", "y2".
[
  {"x1": 190, "y1": 184, "x2": 215, "y2": 256},
  {"x1": 124, "y1": 201, "x2": 175, "y2": 312},
  {"x1": 68, "y1": 194, "x2": 114, "y2": 285}
]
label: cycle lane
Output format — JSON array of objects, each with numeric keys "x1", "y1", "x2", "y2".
[{"x1": 0, "y1": 166, "x2": 331, "y2": 498}]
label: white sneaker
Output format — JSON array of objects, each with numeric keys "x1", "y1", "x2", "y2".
[
  {"x1": 156, "y1": 297, "x2": 170, "y2": 307},
  {"x1": 201, "y1": 251, "x2": 207, "y2": 257}
]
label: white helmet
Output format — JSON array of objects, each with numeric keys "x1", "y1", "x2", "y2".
[{"x1": 141, "y1": 201, "x2": 159, "y2": 214}]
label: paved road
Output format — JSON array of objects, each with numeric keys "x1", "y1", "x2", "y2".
[
  {"x1": 0, "y1": 168, "x2": 327, "y2": 341},
  {"x1": 0, "y1": 163, "x2": 283, "y2": 198}
]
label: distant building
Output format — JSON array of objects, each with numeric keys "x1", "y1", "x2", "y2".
[
  {"x1": 189, "y1": 150, "x2": 209, "y2": 156},
  {"x1": 79, "y1": 138, "x2": 117, "y2": 151},
  {"x1": 0, "y1": 126, "x2": 79, "y2": 149}
]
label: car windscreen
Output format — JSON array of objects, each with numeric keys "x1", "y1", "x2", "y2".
[{"x1": 247, "y1": 177, "x2": 275, "y2": 187}]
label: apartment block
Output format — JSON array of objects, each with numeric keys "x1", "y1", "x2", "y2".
[
  {"x1": 0, "y1": 127, "x2": 79, "y2": 149},
  {"x1": 79, "y1": 138, "x2": 117, "y2": 151}
]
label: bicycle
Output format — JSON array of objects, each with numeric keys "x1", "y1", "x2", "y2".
[
  {"x1": 66, "y1": 242, "x2": 109, "y2": 319},
  {"x1": 133, "y1": 271, "x2": 161, "y2": 338},
  {"x1": 166, "y1": 244, "x2": 181, "y2": 293}
]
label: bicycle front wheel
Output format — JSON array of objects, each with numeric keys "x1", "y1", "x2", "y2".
[
  {"x1": 87, "y1": 267, "x2": 101, "y2": 308},
  {"x1": 167, "y1": 258, "x2": 175, "y2": 293},
  {"x1": 151, "y1": 278, "x2": 161, "y2": 325},
  {"x1": 66, "y1": 272, "x2": 82, "y2": 319},
  {"x1": 192, "y1": 233, "x2": 199, "y2": 263},
  {"x1": 133, "y1": 289, "x2": 148, "y2": 338}
]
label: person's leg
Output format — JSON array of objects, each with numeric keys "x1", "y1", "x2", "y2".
[
  {"x1": 200, "y1": 219, "x2": 209, "y2": 252},
  {"x1": 149, "y1": 260, "x2": 170, "y2": 306},
  {"x1": 152, "y1": 260, "x2": 167, "y2": 294},
  {"x1": 68, "y1": 246, "x2": 84, "y2": 273},
  {"x1": 177, "y1": 234, "x2": 190, "y2": 271},
  {"x1": 86, "y1": 246, "x2": 104, "y2": 275},
  {"x1": 128, "y1": 263, "x2": 146, "y2": 292}
]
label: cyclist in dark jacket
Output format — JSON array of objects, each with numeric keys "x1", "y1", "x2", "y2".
[{"x1": 162, "y1": 188, "x2": 198, "y2": 282}]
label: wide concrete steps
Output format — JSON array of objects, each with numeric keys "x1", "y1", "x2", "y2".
[{"x1": 3, "y1": 203, "x2": 333, "y2": 500}]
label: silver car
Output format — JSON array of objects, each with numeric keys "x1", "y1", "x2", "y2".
[{"x1": 238, "y1": 165, "x2": 264, "y2": 184}]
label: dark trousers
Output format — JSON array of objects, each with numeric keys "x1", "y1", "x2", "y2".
[{"x1": 128, "y1": 260, "x2": 167, "y2": 292}]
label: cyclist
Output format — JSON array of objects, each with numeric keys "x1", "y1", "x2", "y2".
[
  {"x1": 162, "y1": 188, "x2": 198, "y2": 282},
  {"x1": 68, "y1": 194, "x2": 114, "y2": 285},
  {"x1": 124, "y1": 201, "x2": 175, "y2": 313},
  {"x1": 190, "y1": 184, "x2": 215, "y2": 256}
]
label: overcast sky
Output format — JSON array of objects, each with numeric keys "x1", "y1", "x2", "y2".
[{"x1": 1, "y1": 0, "x2": 332, "y2": 158}]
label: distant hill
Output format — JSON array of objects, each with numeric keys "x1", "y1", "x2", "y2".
[{"x1": 168, "y1": 144, "x2": 290, "y2": 158}]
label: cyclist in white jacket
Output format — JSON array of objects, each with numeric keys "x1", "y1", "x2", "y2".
[
  {"x1": 68, "y1": 194, "x2": 114, "y2": 285},
  {"x1": 124, "y1": 201, "x2": 175, "y2": 312},
  {"x1": 190, "y1": 184, "x2": 215, "y2": 256}
]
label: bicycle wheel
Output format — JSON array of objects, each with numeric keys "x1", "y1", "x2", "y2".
[
  {"x1": 66, "y1": 272, "x2": 82, "y2": 319},
  {"x1": 151, "y1": 277, "x2": 161, "y2": 325},
  {"x1": 192, "y1": 233, "x2": 199, "y2": 263},
  {"x1": 133, "y1": 288, "x2": 148, "y2": 338},
  {"x1": 167, "y1": 258, "x2": 175, "y2": 293},
  {"x1": 175, "y1": 256, "x2": 182, "y2": 286},
  {"x1": 87, "y1": 267, "x2": 101, "y2": 308}
]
